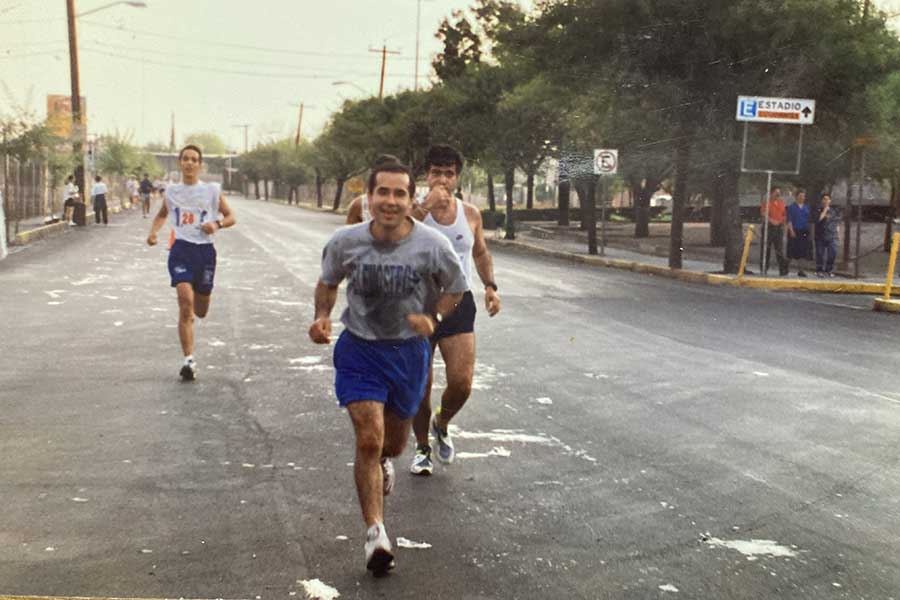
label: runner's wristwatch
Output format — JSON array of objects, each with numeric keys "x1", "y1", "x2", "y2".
[{"x1": 485, "y1": 281, "x2": 498, "y2": 292}]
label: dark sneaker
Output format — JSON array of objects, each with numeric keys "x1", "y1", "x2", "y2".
[
  {"x1": 431, "y1": 412, "x2": 455, "y2": 464},
  {"x1": 381, "y1": 458, "x2": 395, "y2": 496},
  {"x1": 410, "y1": 445, "x2": 433, "y2": 476},
  {"x1": 179, "y1": 359, "x2": 197, "y2": 381},
  {"x1": 364, "y1": 522, "x2": 395, "y2": 577}
]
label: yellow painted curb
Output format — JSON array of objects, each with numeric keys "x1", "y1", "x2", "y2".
[
  {"x1": 488, "y1": 237, "x2": 886, "y2": 295},
  {"x1": 873, "y1": 297, "x2": 900, "y2": 313},
  {"x1": 11, "y1": 222, "x2": 67, "y2": 246}
]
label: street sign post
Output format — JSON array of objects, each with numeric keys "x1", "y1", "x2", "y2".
[
  {"x1": 738, "y1": 96, "x2": 814, "y2": 275},
  {"x1": 593, "y1": 149, "x2": 618, "y2": 256}
]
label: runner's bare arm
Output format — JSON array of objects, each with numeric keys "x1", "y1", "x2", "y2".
[
  {"x1": 346, "y1": 197, "x2": 363, "y2": 224},
  {"x1": 202, "y1": 195, "x2": 236, "y2": 234},
  {"x1": 309, "y1": 281, "x2": 338, "y2": 344},
  {"x1": 146, "y1": 202, "x2": 169, "y2": 246},
  {"x1": 407, "y1": 291, "x2": 464, "y2": 337},
  {"x1": 468, "y1": 205, "x2": 501, "y2": 316}
]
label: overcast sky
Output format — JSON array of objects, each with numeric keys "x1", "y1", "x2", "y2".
[{"x1": 1, "y1": 0, "x2": 897, "y2": 152}]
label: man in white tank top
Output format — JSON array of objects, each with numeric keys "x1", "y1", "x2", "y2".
[
  {"x1": 345, "y1": 154, "x2": 402, "y2": 225},
  {"x1": 146, "y1": 144, "x2": 236, "y2": 381},
  {"x1": 408, "y1": 144, "x2": 501, "y2": 475}
]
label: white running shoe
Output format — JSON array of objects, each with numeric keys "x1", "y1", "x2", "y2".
[
  {"x1": 431, "y1": 411, "x2": 455, "y2": 464},
  {"x1": 179, "y1": 358, "x2": 197, "y2": 381},
  {"x1": 409, "y1": 445, "x2": 434, "y2": 476},
  {"x1": 381, "y1": 458, "x2": 395, "y2": 496},
  {"x1": 364, "y1": 522, "x2": 394, "y2": 576}
]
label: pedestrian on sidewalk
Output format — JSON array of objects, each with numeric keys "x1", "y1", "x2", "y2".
[
  {"x1": 91, "y1": 175, "x2": 109, "y2": 226},
  {"x1": 126, "y1": 175, "x2": 139, "y2": 209},
  {"x1": 146, "y1": 145, "x2": 236, "y2": 381},
  {"x1": 760, "y1": 186, "x2": 789, "y2": 276},
  {"x1": 815, "y1": 193, "x2": 840, "y2": 277},
  {"x1": 309, "y1": 160, "x2": 465, "y2": 576},
  {"x1": 408, "y1": 144, "x2": 502, "y2": 476},
  {"x1": 786, "y1": 188, "x2": 812, "y2": 277},
  {"x1": 62, "y1": 175, "x2": 79, "y2": 225}
]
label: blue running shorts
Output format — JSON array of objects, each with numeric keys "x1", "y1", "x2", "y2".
[
  {"x1": 168, "y1": 239, "x2": 217, "y2": 295},
  {"x1": 333, "y1": 330, "x2": 431, "y2": 419}
]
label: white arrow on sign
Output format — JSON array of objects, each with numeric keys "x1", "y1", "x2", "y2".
[{"x1": 594, "y1": 149, "x2": 618, "y2": 175}]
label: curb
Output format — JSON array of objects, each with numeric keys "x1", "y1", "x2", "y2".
[
  {"x1": 10, "y1": 202, "x2": 135, "y2": 246},
  {"x1": 873, "y1": 297, "x2": 900, "y2": 313},
  {"x1": 488, "y1": 237, "x2": 887, "y2": 295}
]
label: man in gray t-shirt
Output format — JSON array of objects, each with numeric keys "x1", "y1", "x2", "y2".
[{"x1": 309, "y1": 162, "x2": 465, "y2": 577}]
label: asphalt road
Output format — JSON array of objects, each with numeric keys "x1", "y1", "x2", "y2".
[{"x1": 1, "y1": 196, "x2": 899, "y2": 600}]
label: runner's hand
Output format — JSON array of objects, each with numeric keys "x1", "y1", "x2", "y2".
[
  {"x1": 147, "y1": 233, "x2": 157, "y2": 246},
  {"x1": 201, "y1": 222, "x2": 218, "y2": 235},
  {"x1": 407, "y1": 314, "x2": 436, "y2": 337},
  {"x1": 485, "y1": 288, "x2": 501, "y2": 317},
  {"x1": 309, "y1": 318, "x2": 332, "y2": 344},
  {"x1": 423, "y1": 185, "x2": 451, "y2": 212}
]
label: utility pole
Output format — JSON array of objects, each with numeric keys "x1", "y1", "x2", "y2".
[
  {"x1": 232, "y1": 124, "x2": 250, "y2": 154},
  {"x1": 66, "y1": 0, "x2": 85, "y2": 200},
  {"x1": 169, "y1": 112, "x2": 176, "y2": 151},
  {"x1": 295, "y1": 104, "x2": 304, "y2": 145},
  {"x1": 415, "y1": 0, "x2": 421, "y2": 91},
  {"x1": 369, "y1": 45, "x2": 400, "y2": 99}
]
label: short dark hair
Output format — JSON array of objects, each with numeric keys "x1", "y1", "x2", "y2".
[
  {"x1": 770, "y1": 185, "x2": 781, "y2": 193},
  {"x1": 94, "y1": 175, "x2": 101, "y2": 182},
  {"x1": 178, "y1": 144, "x2": 203, "y2": 162},
  {"x1": 795, "y1": 188, "x2": 806, "y2": 196},
  {"x1": 373, "y1": 153, "x2": 401, "y2": 167},
  {"x1": 367, "y1": 162, "x2": 416, "y2": 198},
  {"x1": 67, "y1": 175, "x2": 73, "y2": 182},
  {"x1": 425, "y1": 144, "x2": 464, "y2": 174}
]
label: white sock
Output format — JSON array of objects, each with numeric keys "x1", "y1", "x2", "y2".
[{"x1": 184, "y1": 355, "x2": 194, "y2": 364}]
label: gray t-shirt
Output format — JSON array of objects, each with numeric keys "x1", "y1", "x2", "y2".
[{"x1": 320, "y1": 219, "x2": 468, "y2": 340}]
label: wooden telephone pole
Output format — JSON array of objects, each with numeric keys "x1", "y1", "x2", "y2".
[{"x1": 369, "y1": 45, "x2": 400, "y2": 99}]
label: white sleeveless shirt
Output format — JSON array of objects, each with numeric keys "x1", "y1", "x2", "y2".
[
  {"x1": 424, "y1": 198, "x2": 474, "y2": 290},
  {"x1": 165, "y1": 181, "x2": 221, "y2": 245},
  {"x1": 360, "y1": 195, "x2": 373, "y2": 221}
]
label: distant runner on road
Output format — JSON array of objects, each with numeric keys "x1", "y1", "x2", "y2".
[
  {"x1": 139, "y1": 174, "x2": 153, "y2": 218},
  {"x1": 146, "y1": 144, "x2": 236, "y2": 381},
  {"x1": 310, "y1": 160, "x2": 465, "y2": 576},
  {"x1": 408, "y1": 144, "x2": 501, "y2": 476}
]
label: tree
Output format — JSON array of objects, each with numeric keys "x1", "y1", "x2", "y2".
[
  {"x1": 96, "y1": 133, "x2": 140, "y2": 176},
  {"x1": 183, "y1": 131, "x2": 228, "y2": 155}
]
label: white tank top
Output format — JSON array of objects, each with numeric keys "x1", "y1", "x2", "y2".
[
  {"x1": 165, "y1": 182, "x2": 221, "y2": 245},
  {"x1": 424, "y1": 198, "x2": 474, "y2": 290},
  {"x1": 360, "y1": 195, "x2": 373, "y2": 222}
]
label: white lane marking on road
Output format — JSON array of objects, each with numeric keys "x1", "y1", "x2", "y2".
[
  {"x1": 397, "y1": 537, "x2": 432, "y2": 549},
  {"x1": 535, "y1": 397, "x2": 553, "y2": 405},
  {"x1": 208, "y1": 339, "x2": 226, "y2": 347},
  {"x1": 113, "y1": 321, "x2": 124, "y2": 327},
  {"x1": 753, "y1": 371, "x2": 770, "y2": 377},
  {"x1": 504, "y1": 403, "x2": 518, "y2": 412},
  {"x1": 290, "y1": 356, "x2": 322, "y2": 364},
  {"x1": 102, "y1": 295, "x2": 119, "y2": 300},
  {"x1": 288, "y1": 364, "x2": 332, "y2": 372},
  {"x1": 450, "y1": 426, "x2": 553, "y2": 445},
  {"x1": 71, "y1": 497, "x2": 89, "y2": 503},
  {"x1": 70, "y1": 274, "x2": 108, "y2": 286},
  {"x1": 456, "y1": 446, "x2": 511, "y2": 459},
  {"x1": 659, "y1": 583, "x2": 679, "y2": 593},
  {"x1": 44, "y1": 546, "x2": 55, "y2": 552},
  {"x1": 335, "y1": 535, "x2": 348, "y2": 541},
  {"x1": 298, "y1": 578, "x2": 340, "y2": 600},
  {"x1": 47, "y1": 301, "x2": 63, "y2": 305},
  {"x1": 248, "y1": 343, "x2": 281, "y2": 350},
  {"x1": 705, "y1": 537, "x2": 798, "y2": 559},
  {"x1": 44, "y1": 290, "x2": 66, "y2": 299}
]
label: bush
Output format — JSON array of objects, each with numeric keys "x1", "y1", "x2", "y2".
[{"x1": 481, "y1": 209, "x2": 506, "y2": 230}]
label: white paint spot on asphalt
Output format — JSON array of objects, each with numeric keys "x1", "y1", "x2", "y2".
[
  {"x1": 335, "y1": 535, "x2": 348, "y2": 541},
  {"x1": 70, "y1": 274, "x2": 108, "y2": 286},
  {"x1": 113, "y1": 321, "x2": 124, "y2": 327},
  {"x1": 535, "y1": 397, "x2": 553, "y2": 405},
  {"x1": 44, "y1": 547, "x2": 55, "y2": 552},
  {"x1": 659, "y1": 584, "x2": 679, "y2": 593},
  {"x1": 71, "y1": 497, "x2": 89, "y2": 503},
  {"x1": 744, "y1": 472, "x2": 768, "y2": 484},
  {"x1": 504, "y1": 403, "x2": 518, "y2": 412},
  {"x1": 244, "y1": 377, "x2": 253, "y2": 382},
  {"x1": 102, "y1": 295, "x2": 119, "y2": 300},
  {"x1": 397, "y1": 537, "x2": 432, "y2": 549},
  {"x1": 261, "y1": 464, "x2": 274, "y2": 469},
  {"x1": 242, "y1": 463, "x2": 255, "y2": 468},
  {"x1": 298, "y1": 578, "x2": 340, "y2": 600},
  {"x1": 533, "y1": 481, "x2": 564, "y2": 486},
  {"x1": 47, "y1": 301, "x2": 63, "y2": 305},
  {"x1": 450, "y1": 426, "x2": 553, "y2": 445},
  {"x1": 248, "y1": 343, "x2": 280, "y2": 350},
  {"x1": 288, "y1": 365, "x2": 332, "y2": 372},
  {"x1": 753, "y1": 371, "x2": 770, "y2": 377},
  {"x1": 140, "y1": 548, "x2": 153, "y2": 554},
  {"x1": 705, "y1": 537, "x2": 798, "y2": 559},
  {"x1": 44, "y1": 290, "x2": 66, "y2": 299},
  {"x1": 151, "y1": 307, "x2": 166, "y2": 312},
  {"x1": 584, "y1": 372, "x2": 609, "y2": 379},
  {"x1": 266, "y1": 299, "x2": 306, "y2": 306},
  {"x1": 456, "y1": 446, "x2": 511, "y2": 459},
  {"x1": 290, "y1": 356, "x2": 322, "y2": 365},
  {"x1": 101, "y1": 309, "x2": 124, "y2": 314},
  {"x1": 832, "y1": 582, "x2": 842, "y2": 588},
  {"x1": 208, "y1": 339, "x2": 226, "y2": 347}
]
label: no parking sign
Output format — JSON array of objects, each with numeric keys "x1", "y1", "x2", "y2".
[{"x1": 593, "y1": 149, "x2": 618, "y2": 176}]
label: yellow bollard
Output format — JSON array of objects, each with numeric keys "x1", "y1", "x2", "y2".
[
  {"x1": 884, "y1": 232, "x2": 899, "y2": 300},
  {"x1": 738, "y1": 225, "x2": 755, "y2": 279}
]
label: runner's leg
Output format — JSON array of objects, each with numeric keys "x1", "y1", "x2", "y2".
[
  {"x1": 176, "y1": 282, "x2": 195, "y2": 357},
  {"x1": 347, "y1": 400, "x2": 386, "y2": 527},
  {"x1": 412, "y1": 348, "x2": 436, "y2": 448},
  {"x1": 435, "y1": 332, "x2": 475, "y2": 429},
  {"x1": 193, "y1": 292, "x2": 212, "y2": 318}
]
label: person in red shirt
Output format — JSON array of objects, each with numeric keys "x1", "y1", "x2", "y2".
[{"x1": 760, "y1": 186, "x2": 788, "y2": 276}]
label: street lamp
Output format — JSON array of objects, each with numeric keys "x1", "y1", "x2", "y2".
[
  {"x1": 332, "y1": 80, "x2": 368, "y2": 95},
  {"x1": 66, "y1": 0, "x2": 148, "y2": 207}
]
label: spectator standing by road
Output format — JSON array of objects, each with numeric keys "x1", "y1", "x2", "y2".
[
  {"x1": 63, "y1": 175, "x2": 79, "y2": 225},
  {"x1": 760, "y1": 186, "x2": 789, "y2": 276},
  {"x1": 786, "y1": 188, "x2": 812, "y2": 277},
  {"x1": 815, "y1": 193, "x2": 840, "y2": 277},
  {"x1": 90, "y1": 175, "x2": 109, "y2": 226}
]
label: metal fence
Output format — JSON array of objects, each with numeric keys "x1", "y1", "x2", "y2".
[{"x1": 1, "y1": 156, "x2": 51, "y2": 233}]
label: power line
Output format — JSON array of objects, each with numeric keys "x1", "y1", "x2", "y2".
[{"x1": 80, "y1": 19, "x2": 418, "y2": 62}]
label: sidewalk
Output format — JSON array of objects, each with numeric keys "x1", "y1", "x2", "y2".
[
  {"x1": 6, "y1": 198, "x2": 138, "y2": 246},
  {"x1": 487, "y1": 221, "x2": 895, "y2": 297}
]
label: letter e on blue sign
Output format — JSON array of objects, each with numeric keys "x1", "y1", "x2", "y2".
[{"x1": 739, "y1": 99, "x2": 757, "y2": 119}]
